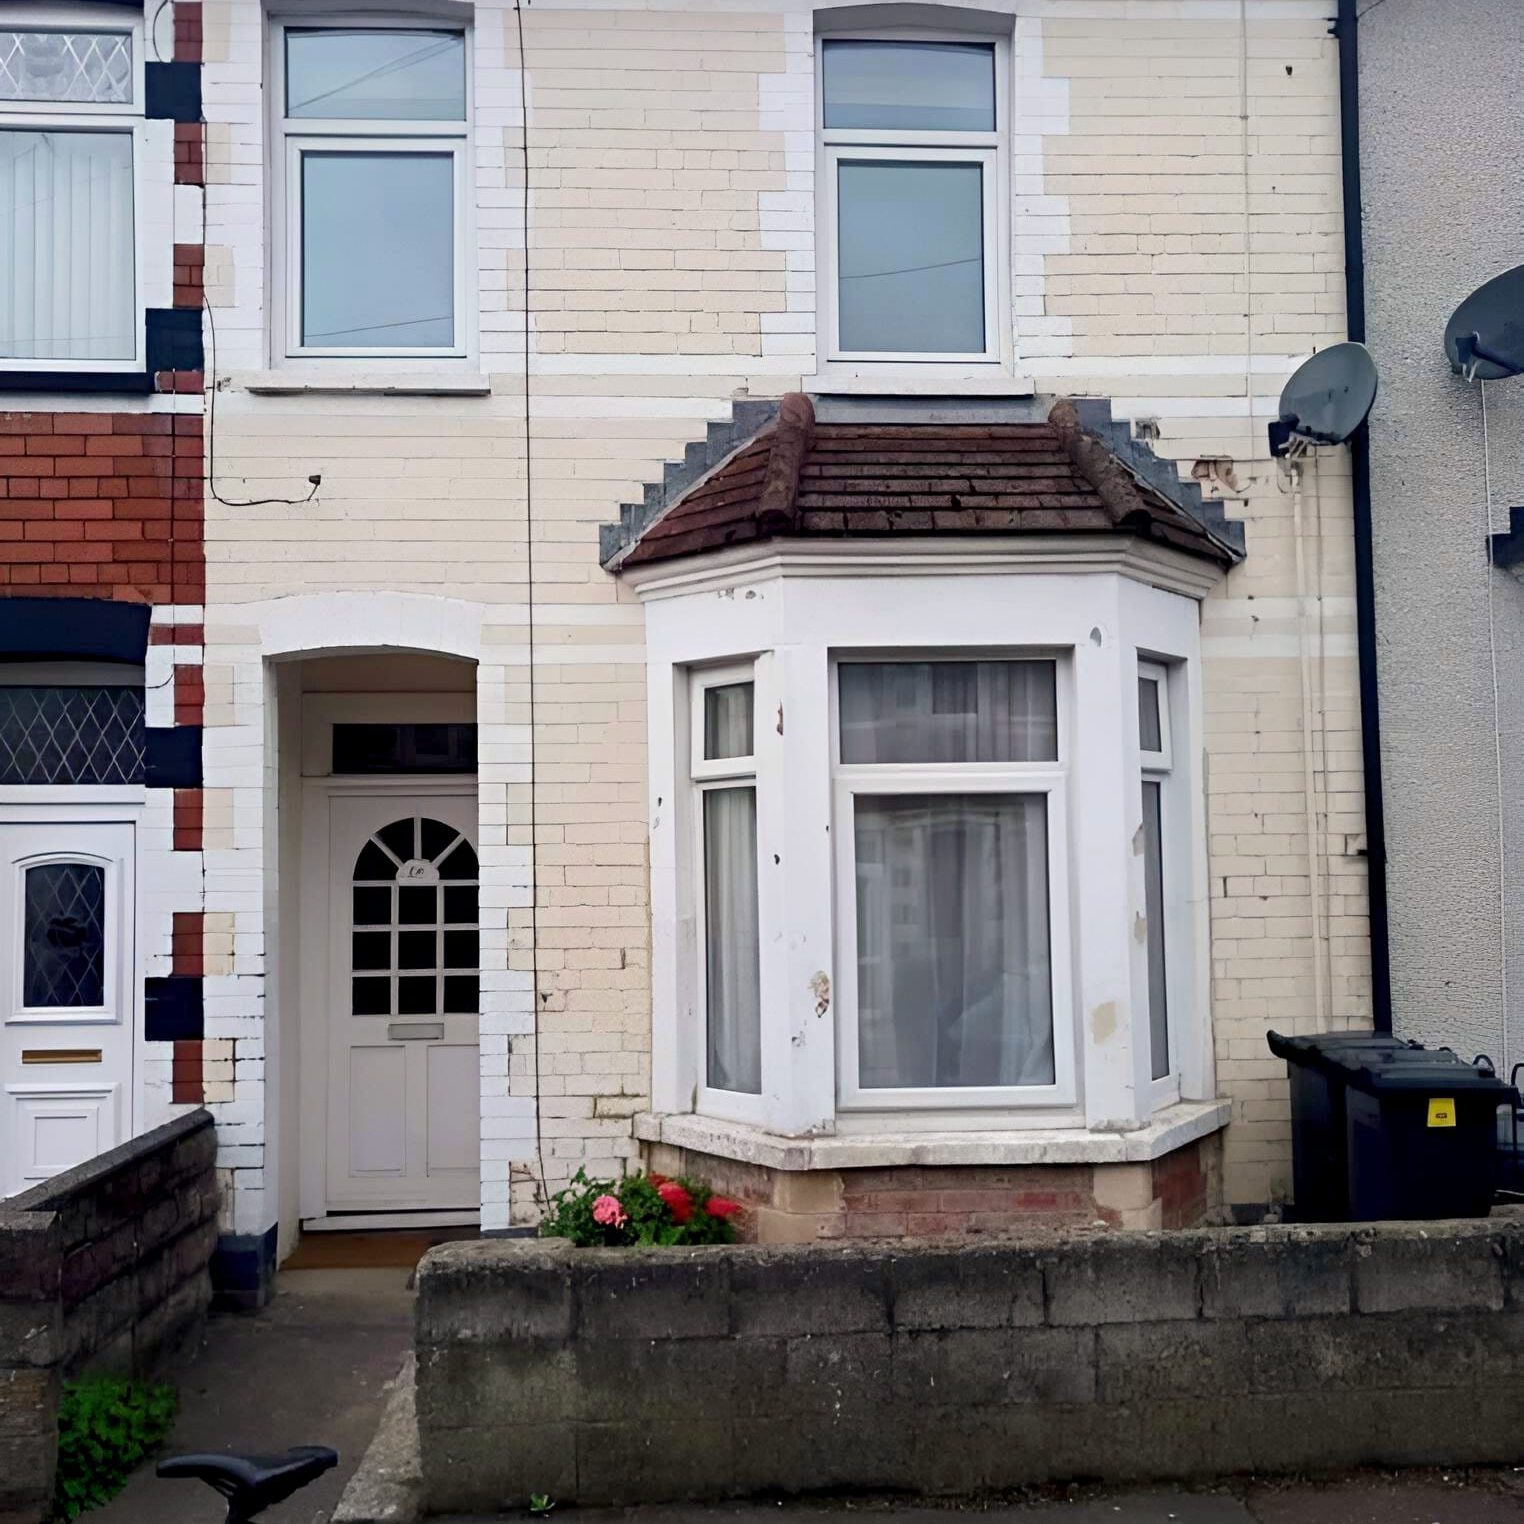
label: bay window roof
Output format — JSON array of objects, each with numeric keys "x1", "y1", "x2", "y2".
[{"x1": 604, "y1": 395, "x2": 1244, "y2": 573}]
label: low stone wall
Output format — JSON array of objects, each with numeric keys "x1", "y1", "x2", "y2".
[
  {"x1": 0, "y1": 1111, "x2": 219, "y2": 1524},
  {"x1": 416, "y1": 1218, "x2": 1524, "y2": 1510}
]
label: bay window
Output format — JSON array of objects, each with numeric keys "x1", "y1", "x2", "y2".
[
  {"x1": 0, "y1": 11, "x2": 143, "y2": 371},
  {"x1": 818, "y1": 34, "x2": 1006, "y2": 365},
  {"x1": 272, "y1": 23, "x2": 471, "y2": 360},
  {"x1": 643, "y1": 554, "x2": 1215, "y2": 1151}
]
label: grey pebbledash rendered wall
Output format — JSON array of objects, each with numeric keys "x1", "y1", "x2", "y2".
[
  {"x1": 1359, "y1": 0, "x2": 1524, "y2": 1069},
  {"x1": 414, "y1": 1224, "x2": 1524, "y2": 1509}
]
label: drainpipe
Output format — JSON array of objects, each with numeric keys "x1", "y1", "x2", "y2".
[{"x1": 1335, "y1": 0, "x2": 1394, "y2": 1035}]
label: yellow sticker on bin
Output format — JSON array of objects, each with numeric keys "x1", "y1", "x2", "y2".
[{"x1": 1427, "y1": 1096, "x2": 1456, "y2": 1128}]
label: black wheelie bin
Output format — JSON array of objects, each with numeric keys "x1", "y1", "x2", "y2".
[{"x1": 1268, "y1": 1031, "x2": 1518, "y2": 1221}]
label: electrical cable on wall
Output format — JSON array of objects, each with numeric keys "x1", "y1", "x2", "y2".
[{"x1": 513, "y1": 0, "x2": 552, "y2": 1213}]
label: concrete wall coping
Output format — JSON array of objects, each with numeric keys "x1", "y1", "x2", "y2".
[
  {"x1": 4, "y1": 1109, "x2": 213, "y2": 1217},
  {"x1": 631, "y1": 1098, "x2": 1232, "y2": 1171}
]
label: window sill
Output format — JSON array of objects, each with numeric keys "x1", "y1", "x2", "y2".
[
  {"x1": 633, "y1": 1098, "x2": 1233, "y2": 1172},
  {"x1": 804, "y1": 369, "x2": 1036, "y2": 398},
  {"x1": 240, "y1": 371, "x2": 492, "y2": 397}
]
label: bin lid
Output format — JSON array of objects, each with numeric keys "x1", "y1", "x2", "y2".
[{"x1": 1267, "y1": 1030, "x2": 1517, "y2": 1098}]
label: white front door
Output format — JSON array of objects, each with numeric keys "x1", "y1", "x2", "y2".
[
  {"x1": 323, "y1": 790, "x2": 480, "y2": 1213},
  {"x1": 1, "y1": 821, "x2": 135, "y2": 1198}
]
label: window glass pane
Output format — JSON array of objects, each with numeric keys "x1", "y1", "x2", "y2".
[
  {"x1": 286, "y1": 29, "x2": 465, "y2": 120},
  {"x1": 837, "y1": 159, "x2": 984, "y2": 354},
  {"x1": 822, "y1": 40, "x2": 994, "y2": 132},
  {"x1": 855, "y1": 794, "x2": 1052, "y2": 1089},
  {"x1": 24, "y1": 862, "x2": 105, "y2": 1008},
  {"x1": 0, "y1": 30, "x2": 132, "y2": 104},
  {"x1": 301, "y1": 152, "x2": 454, "y2": 349},
  {"x1": 1138, "y1": 676, "x2": 1163, "y2": 754},
  {"x1": 839, "y1": 661, "x2": 1057, "y2": 764},
  {"x1": 333, "y1": 723, "x2": 476, "y2": 774},
  {"x1": 703, "y1": 681, "x2": 754, "y2": 761},
  {"x1": 0, "y1": 131, "x2": 135, "y2": 362},
  {"x1": 1143, "y1": 780, "x2": 1169, "y2": 1080},
  {"x1": 0, "y1": 687, "x2": 144, "y2": 786},
  {"x1": 704, "y1": 786, "x2": 761, "y2": 1094}
]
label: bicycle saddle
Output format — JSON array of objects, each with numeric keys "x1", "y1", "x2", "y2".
[{"x1": 157, "y1": 1447, "x2": 339, "y2": 1524}]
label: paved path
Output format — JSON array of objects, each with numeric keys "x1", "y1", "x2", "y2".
[{"x1": 95, "y1": 1267, "x2": 413, "y2": 1524}]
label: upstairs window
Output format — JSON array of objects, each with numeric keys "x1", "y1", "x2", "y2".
[
  {"x1": 0, "y1": 11, "x2": 142, "y2": 371},
  {"x1": 819, "y1": 36, "x2": 1004, "y2": 364},
  {"x1": 273, "y1": 24, "x2": 470, "y2": 360}
]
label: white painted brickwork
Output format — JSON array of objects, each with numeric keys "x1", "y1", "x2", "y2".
[{"x1": 197, "y1": 0, "x2": 1365, "y2": 1233}]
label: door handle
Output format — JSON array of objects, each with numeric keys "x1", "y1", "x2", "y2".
[{"x1": 387, "y1": 1022, "x2": 444, "y2": 1041}]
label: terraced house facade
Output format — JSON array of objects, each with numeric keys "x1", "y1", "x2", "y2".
[{"x1": 1, "y1": 0, "x2": 1373, "y2": 1298}]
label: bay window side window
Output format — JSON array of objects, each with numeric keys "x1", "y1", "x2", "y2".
[
  {"x1": 692, "y1": 670, "x2": 762, "y2": 1100},
  {"x1": 1138, "y1": 660, "x2": 1176, "y2": 1096}
]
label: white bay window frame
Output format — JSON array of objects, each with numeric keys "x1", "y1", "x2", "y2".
[
  {"x1": 816, "y1": 28, "x2": 1012, "y2": 374},
  {"x1": 831, "y1": 652, "x2": 1076, "y2": 1111},
  {"x1": 0, "y1": 4, "x2": 148, "y2": 374},
  {"x1": 268, "y1": 18, "x2": 475, "y2": 366},
  {"x1": 637, "y1": 544, "x2": 1218, "y2": 1149}
]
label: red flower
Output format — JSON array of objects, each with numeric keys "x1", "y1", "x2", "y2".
[
  {"x1": 646, "y1": 1171, "x2": 668, "y2": 1187},
  {"x1": 657, "y1": 1180, "x2": 693, "y2": 1223},
  {"x1": 705, "y1": 1196, "x2": 742, "y2": 1221}
]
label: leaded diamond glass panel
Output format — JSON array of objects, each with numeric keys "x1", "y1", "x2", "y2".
[
  {"x1": 0, "y1": 688, "x2": 144, "y2": 786},
  {"x1": 24, "y1": 862, "x2": 105, "y2": 1008},
  {"x1": 0, "y1": 30, "x2": 132, "y2": 104}
]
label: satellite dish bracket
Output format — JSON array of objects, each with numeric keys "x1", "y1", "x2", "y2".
[{"x1": 1453, "y1": 331, "x2": 1515, "y2": 383}]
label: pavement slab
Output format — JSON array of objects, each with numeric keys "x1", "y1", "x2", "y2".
[{"x1": 94, "y1": 1267, "x2": 414, "y2": 1524}]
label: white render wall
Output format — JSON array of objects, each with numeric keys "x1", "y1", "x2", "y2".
[{"x1": 198, "y1": 0, "x2": 1366, "y2": 1233}]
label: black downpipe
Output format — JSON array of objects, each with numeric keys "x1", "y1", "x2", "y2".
[{"x1": 1335, "y1": 0, "x2": 1394, "y2": 1035}]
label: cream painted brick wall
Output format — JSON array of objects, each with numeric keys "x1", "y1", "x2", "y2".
[{"x1": 200, "y1": 0, "x2": 1364, "y2": 1227}]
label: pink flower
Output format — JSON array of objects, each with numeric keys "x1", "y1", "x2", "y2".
[
  {"x1": 705, "y1": 1196, "x2": 742, "y2": 1221},
  {"x1": 657, "y1": 1181, "x2": 694, "y2": 1224},
  {"x1": 591, "y1": 1194, "x2": 627, "y2": 1228}
]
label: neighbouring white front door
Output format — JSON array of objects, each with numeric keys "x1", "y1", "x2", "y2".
[
  {"x1": 323, "y1": 791, "x2": 480, "y2": 1214},
  {"x1": 1, "y1": 821, "x2": 135, "y2": 1198}
]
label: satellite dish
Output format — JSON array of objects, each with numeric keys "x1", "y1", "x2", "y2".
[
  {"x1": 1268, "y1": 341, "x2": 1379, "y2": 457},
  {"x1": 1446, "y1": 264, "x2": 1524, "y2": 381}
]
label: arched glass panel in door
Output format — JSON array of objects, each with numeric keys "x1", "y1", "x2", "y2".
[
  {"x1": 350, "y1": 816, "x2": 478, "y2": 1019},
  {"x1": 22, "y1": 860, "x2": 106, "y2": 1008}
]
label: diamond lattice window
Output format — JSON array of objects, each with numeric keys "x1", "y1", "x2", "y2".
[
  {"x1": 0, "y1": 688, "x2": 145, "y2": 786},
  {"x1": 0, "y1": 30, "x2": 132, "y2": 104},
  {"x1": 24, "y1": 861, "x2": 106, "y2": 1008}
]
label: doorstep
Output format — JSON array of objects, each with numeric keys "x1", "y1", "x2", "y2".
[{"x1": 633, "y1": 1098, "x2": 1232, "y2": 1173}]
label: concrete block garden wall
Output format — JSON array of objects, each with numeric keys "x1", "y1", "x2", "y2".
[
  {"x1": 416, "y1": 1221, "x2": 1524, "y2": 1509},
  {"x1": 0, "y1": 1111, "x2": 218, "y2": 1524}
]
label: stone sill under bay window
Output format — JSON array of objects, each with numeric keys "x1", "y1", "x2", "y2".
[
  {"x1": 634, "y1": 1097, "x2": 1232, "y2": 1172},
  {"x1": 632, "y1": 536, "x2": 1224, "y2": 1144}
]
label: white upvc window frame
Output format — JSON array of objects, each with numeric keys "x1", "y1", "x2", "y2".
[
  {"x1": 816, "y1": 28, "x2": 1011, "y2": 372},
  {"x1": 1137, "y1": 658, "x2": 1180, "y2": 1109},
  {"x1": 0, "y1": 3, "x2": 146, "y2": 374},
  {"x1": 831, "y1": 650, "x2": 1077, "y2": 1112},
  {"x1": 268, "y1": 17, "x2": 476, "y2": 366},
  {"x1": 689, "y1": 663, "x2": 766, "y2": 1125}
]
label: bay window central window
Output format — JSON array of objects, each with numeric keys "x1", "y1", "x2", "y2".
[
  {"x1": 835, "y1": 660, "x2": 1067, "y2": 1105},
  {"x1": 819, "y1": 35, "x2": 1005, "y2": 363}
]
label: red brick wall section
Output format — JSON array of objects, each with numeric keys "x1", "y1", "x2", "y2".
[
  {"x1": 0, "y1": 412, "x2": 204, "y2": 603},
  {"x1": 173, "y1": 790, "x2": 203, "y2": 853},
  {"x1": 173, "y1": 244, "x2": 205, "y2": 311},
  {"x1": 841, "y1": 1166, "x2": 1104, "y2": 1237},
  {"x1": 174, "y1": 664, "x2": 205, "y2": 726},
  {"x1": 174, "y1": 123, "x2": 205, "y2": 187},
  {"x1": 173, "y1": 2, "x2": 203, "y2": 63},
  {"x1": 170, "y1": 912, "x2": 206, "y2": 1104}
]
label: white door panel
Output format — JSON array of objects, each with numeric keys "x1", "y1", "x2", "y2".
[
  {"x1": 1, "y1": 821, "x2": 135, "y2": 1198},
  {"x1": 323, "y1": 791, "x2": 480, "y2": 1212}
]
